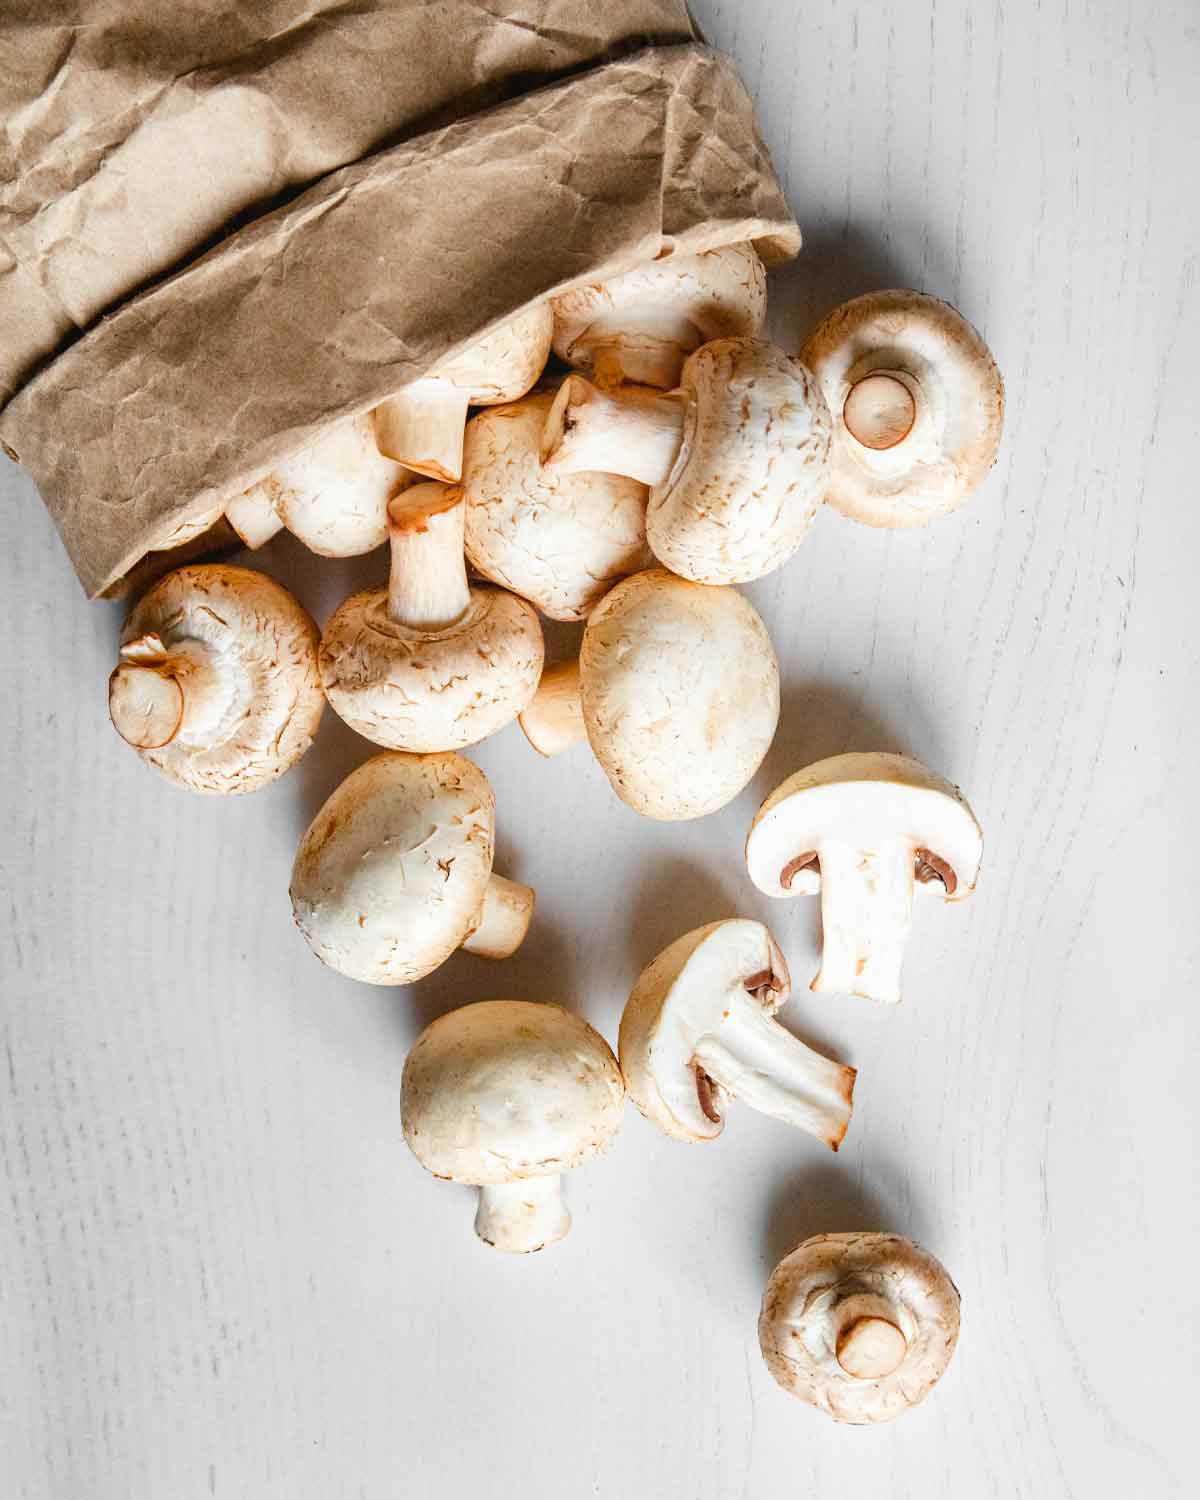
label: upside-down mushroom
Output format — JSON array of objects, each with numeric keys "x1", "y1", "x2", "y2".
[
  {"x1": 550, "y1": 243, "x2": 767, "y2": 389},
  {"x1": 518, "y1": 569, "x2": 780, "y2": 820},
  {"x1": 759, "y1": 1232, "x2": 961, "y2": 1423},
  {"x1": 540, "y1": 339, "x2": 831, "y2": 585},
  {"x1": 374, "y1": 303, "x2": 553, "y2": 482},
  {"x1": 460, "y1": 394, "x2": 652, "y2": 621},
  {"x1": 618, "y1": 919, "x2": 855, "y2": 1149},
  {"x1": 799, "y1": 290, "x2": 1004, "y2": 527},
  {"x1": 108, "y1": 564, "x2": 324, "y2": 794},
  {"x1": 745, "y1": 753, "x2": 983, "y2": 1005},
  {"x1": 319, "y1": 482, "x2": 543, "y2": 752},
  {"x1": 402, "y1": 1000, "x2": 625, "y2": 1253},
  {"x1": 290, "y1": 751, "x2": 533, "y2": 985}
]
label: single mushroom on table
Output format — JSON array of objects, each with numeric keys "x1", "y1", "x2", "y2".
[
  {"x1": 759, "y1": 1232, "x2": 961, "y2": 1424},
  {"x1": 550, "y1": 242, "x2": 767, "y2": 389},
  {"x1": 745, "y1": 753, "x2": 983, "y2": 1005},
  {"x1": 373, "y1": 303, "x2": 553, "y2": 482},
  {"x1": 290, "y1": 751, "x2": 533, "y2": 985},
  {"x1": 460, "y1": 393, "x2": 652, "y2": 621},
  {"x1": 799, "y1": 289, "x2": 1004, "y2": 528},
  {"x1": 518, "y1": 568, "x2": 780, "y2": 820},
  {"x1": 540, "y1": 338, "x2": 831, "y2": 585},
  {"x1": 319, "y1": 481, "x2": 543, "y2": 751},
  {"x1": 401, "y1": 1000, "x2": 625, "y2": 1253},
  {"x1": 108, "y1": 564, "x2": 324, "y2": 794},
  {"x1": 618, "y1": 919, "x2": 855, "y2": 1150}
]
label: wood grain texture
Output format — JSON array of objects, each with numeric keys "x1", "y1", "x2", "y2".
[{"x1": 1, "y1": 2, "x2": 1196, "y2": 1495}]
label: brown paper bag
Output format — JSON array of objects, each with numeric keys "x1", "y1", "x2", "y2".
[{"x1": 1, "y1": 5, "x2": 800, "y2": 597}]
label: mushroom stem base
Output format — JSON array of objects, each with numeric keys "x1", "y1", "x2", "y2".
[
  {"x1": 519, "y1": 659, "x2": 586, "y2": 756},
  {"x1": 475, "y1": 1176, "x2": 570, "y2": 1254},
  {"x1": 691, "y1": 1000, "x2": 855, "y2": 1151},
  {"x1": 541, "y1": 376, "x2": 685, "y2": 487},
  {"x1": 812, "y1": 840, "x2": 915, "y2": 1005},
  {"x1": 375, "y1": 378, "x2": 472, "y2": 482},
  {"x1": 461, "y1": 874, "x2": 535, "y2": 960}
]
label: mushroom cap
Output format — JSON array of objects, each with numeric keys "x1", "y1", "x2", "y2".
[
  {"x1": 318, "y1": 585, "x2": 543, "y2": 752},
  {"x1": 646, "y1": 339, "x2": 832, "y2": 584},
  {"x1": 270, "y1": 411, "x2": 408, "y2": 556},
  {"x1": 759, "y1": 1232, "x2": 961, "y2": 1424},
  {"x1": 551, "y1": 244, "x2": 767, "y2": 386},
  {"x1": 433, "y1": 302, "x2": 553, "y2": 403},
  {"x1": 290, "y1": 751, "x2": 495, "y2": 985},
  {"x1": 461, "y1": 394, "x2": 653, "y2": 620},
  {"x1": 800, "y1": 290, "x2": 1004, "y2": 528},
  {"x1": 746, "y1": 752, "x2": 982, "y2": 900},
  {"x1": 619, "y1": 919, "x2": 789, "y2": 1142},
  {"x1": 579, "y1": 569, "x2": 779, "y2": 820},
  {"x1": 401, "y1": 1000, "x2": 625, "y2": 1185},
  {"x1": 116, "y1": 565, "x2": 324, "y2": 794}
]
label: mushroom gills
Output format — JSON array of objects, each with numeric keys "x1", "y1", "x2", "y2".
[{"x1": 474, "y1": 1176, "x2": 571, "y2": 1254}]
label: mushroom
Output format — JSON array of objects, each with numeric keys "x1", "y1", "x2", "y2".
[
  {"x1": 401, "y1": 1000, "x2": 625, "y2": 1253},
  {"x1": 225, "y1": 479, "x2": 285, "y2": 550},
  {"x1": 799, "y1": 289, "x2": 1004, "y2": 527},
  {"x1": 151, "y1": 503, "x2": 226, "y2": 552},
  {"x1": 540, "y1": 338, "x2": 831, "y2": 584},
  {"x1": 266, "y1": 411, "x2": 409, "y2": 556},
  {"x1": 759, "y1": 1232, "x2": 961, "y2": 1424},
  {"x1": 319, "y1": 481, "x2": 543, "y2": 751},
  {"x1": 518, "y1": 569, "x2": 779, "y2": 820},
  {"x1": 618, "y1": 919, "x2": 855, "y2": 1149},
  {"x1": 460, "y1": 393, "x2": 652, "y2": 621},
  {"x1": 374, "y1": 302, "x2": 553, "y2": 482},
  {"x1": 744, "y1": 753, "x2": 983, "y2": 1005},
  {"x1": 290, "y1": 750, "x2": 533, "y2": 985},
  {"x1": 107, "y1": 564, "x2": 324, "y2": 794},
  {"x1": 550, "y1": 243, "x2": 767, "y2": 389}
]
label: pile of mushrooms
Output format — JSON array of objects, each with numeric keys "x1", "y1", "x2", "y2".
[{"x1": 100, "y1": 243, "x2": 1003, "y2": 1422}]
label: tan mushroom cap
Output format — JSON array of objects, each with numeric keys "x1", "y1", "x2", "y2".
[
  {"x1": 290, "y1": 751, "x2": 497, "y2": 985},
  {"x1": 759, "y1": 1232, "x2": 961, "y2": 1424},
  {"x1": 580, "y1": 569, "x2": 779, "y2": 820},
  {"x1": 110, "y1": 564, "x2": 324, "y2": 794},
  {"x1": 646, "y1": 338, "x2": 832, "y2": 584},
  {"x1": 800, "y1": 290, "x2": 1004, "y2": 528},
  {"x1": 461, "y1": 395, "x2": 653, "y2": 621},
  {"x1": 551, "y1": 243, "x2": 767, "y2": 389},
  {"x1": 269, "y1": 411, "x2": 408, "y2": 556}
]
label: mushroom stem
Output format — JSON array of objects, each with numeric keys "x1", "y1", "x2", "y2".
[
  {"x1": 842, "y1": 371, "x2": 918, "y2": 451},
  {"x1": 811, "y1": 840, "x2": 915, "y2": 1005},
  {"x1": 375, "y1": 378, "x2": 472, "y2": 482},
  {"x1": 387, "y1": 483, "x2": 472, "y2": 632},
  {"x1": 581, "y1": 309, "x2": 708, "y2": 389},
  {"x1": 540, "y1": 375, "x2": 685, "y2": 486},
  {"x1": 225, "y1": 480, "x2": 285, "y2": 549},
  {"x1": 475, "y1": 1175, "x2": 571, "y2": 1253},
  {"x1": 518, "y1": 659, "x2": 586, "y2": 756},
  {"x1": 108, "y1": 633, "x2": 229, "y2": 750},
  {"x1": 691, "y1": 998, "x2": 855, "y2": 1151},
  {"x1": 461, "y1": 874, "x2": 535, "y2": 959},
  {"x1": 836, "y1": 1316, "x2": 908, "y2": 1380}
]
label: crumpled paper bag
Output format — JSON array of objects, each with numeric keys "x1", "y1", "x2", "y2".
[{"x1": 0, "y1": 4, "x2": 800, "y2": 597}]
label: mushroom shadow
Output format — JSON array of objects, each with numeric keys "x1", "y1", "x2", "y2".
[
  {"x1": 620, "y1": 851, "x2": 745, "y2": 983},
  {"x1": 286, "y1": 707, "x2": 379, "y2": 844},
  {"x1": 757, "y1": 1159, "x2": 925, "y2": 1279}
]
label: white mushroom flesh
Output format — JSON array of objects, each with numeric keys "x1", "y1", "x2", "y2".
[
  {"x1": 745, "y1": 753, "x2": 983, "y2": 1004},
  {"x1": 270, "y1": 411, "x2": 407, "y2": 556}
]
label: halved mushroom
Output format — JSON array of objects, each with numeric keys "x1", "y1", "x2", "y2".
[
  {"x1": 460, "y1": 393, "x2": 652, "y2": 621},
  {"x1": 518, "y1": 569, "x2": 779, "y2": 820},
  {"x1": 290, "y1": 751, "x2": 533, "y2": 985},
  {"x1": 225, "y1": 479, "x2": 285, "y2": 550},
  {"x1": 319, "y1": 482, "x2": 543, "y2": 751},
  {"x1": 550, "y1": 243, "x2": 767, "y2": 389},
  {"x1": 402, "y1": 1000, "x2": 625, "y2": 1253},
  {"x1": 618, "y1": 919, "x2": 855, "y2": 1149},
  {"x1": 540, "y1": 338, "x2": 831, "y2": 585},
  {"x1": 266, "y1": 411, "x2": 408, "y2": 556},
  {"x1": 374, "y1": 303, "x2": 553, "y2": 482},
  {"x1": 799, "y1": 290, "x2": 1004, "y2": 527},
  {"x1": 759, "y1": 1232, "x2": 961, "y2": 1424},
  {"x1": 745, "y1": 753, "x2": 983, "y2": 1004},
  {"x1": 108, "y1": 564, "x2": 324, "y2": 794}
]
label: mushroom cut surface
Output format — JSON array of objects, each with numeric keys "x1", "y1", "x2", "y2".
[
  {"x1": 800, "y1": 289, "x2": 1004, "y2": 528},
  {"x1": 110, "y1": 564, "x2": 324, "y2": 794},
  {"x1": 580, "y1": 569, "x2": 779, "y2": 820},
  {"x1": 759, "y1": 1232, "x2": 961, "y2": 1424}
]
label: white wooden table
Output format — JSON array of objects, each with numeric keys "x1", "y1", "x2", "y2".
[{"x1": 2, "y1": 3, "x2": 1195, "y2": 1495}]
